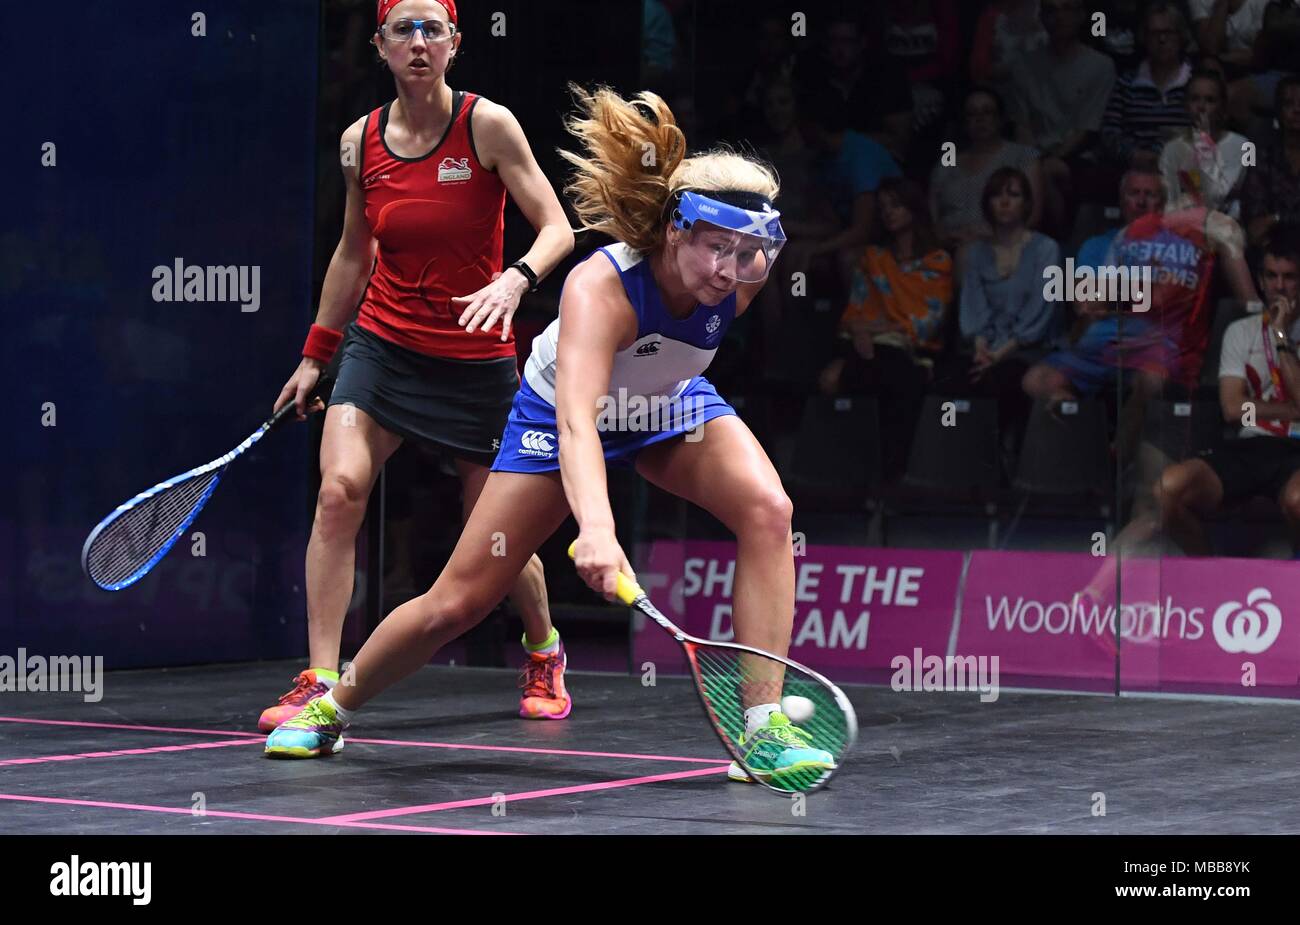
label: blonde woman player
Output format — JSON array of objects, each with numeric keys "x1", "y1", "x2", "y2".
[
  {"x1": 267, "y1": 86, "x2": 835, "y2": 784},
  {"x1": 262, "y1": 0, "x2": 576, "y2": 732}
]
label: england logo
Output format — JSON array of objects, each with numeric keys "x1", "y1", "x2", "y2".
[
  {"x1": 438, "y1": 157, "x2": 472, "y2": 183},
  {"x1": 705, "y1": 314, "x2": 722, "y2": 340}
]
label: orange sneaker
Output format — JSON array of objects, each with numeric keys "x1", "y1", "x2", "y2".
[
  {"x1": 518, "y1": 642, "x2": 572, "y2": 719},
  {"x1": 258, "y1": 669, "x2": 333, "y2": 732}
]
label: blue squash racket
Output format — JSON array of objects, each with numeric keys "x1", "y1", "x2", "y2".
[{"x1": 81, "y1": 376, "x2": 332, "y2": 591}]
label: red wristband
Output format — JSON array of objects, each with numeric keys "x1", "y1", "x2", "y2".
[{"x1": 302, "y1": 324, "x2": 343, "y2": 363}]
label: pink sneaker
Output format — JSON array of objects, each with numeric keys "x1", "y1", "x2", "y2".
[
  {"x1": 258, "y1": 669, "x2": 332, "y2": 732},
  {"x1": 518, "y1": 643, "x2": 572, "y2": 719}
]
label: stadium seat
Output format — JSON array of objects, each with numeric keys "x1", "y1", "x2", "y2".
[
  {"x1": 784, "y1": 394, "x2": 881, "y2": 509},
  {"x1": 902, "y1": 395, "x2": 1000, "y2": 500},
  {"x1": 1012, "y1": 398, "x2": 1110, "y2": 497},
  {"x1": 1142, "y1": 398, "x2": 1226, "y2": 461}
]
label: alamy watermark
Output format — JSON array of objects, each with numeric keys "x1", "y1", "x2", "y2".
[
  {"x1": 50, "y1": 856, "x2": 151, "y2": 905},
  {"x1": 1043, "y1": 260, "x2": 1152, "y2": 312},
  {"x1": 595, "y1": 387, "x2": 705, "y2": 442},
  {"x1": 0, "y1": 649, "x2": 104, "y2": 702},
  {"x1": 152, "y1": 258, "x2": 260, "y2": 312},
  {"x1": 890, "y1": 647, "x2": 1000, "y2": 702}
]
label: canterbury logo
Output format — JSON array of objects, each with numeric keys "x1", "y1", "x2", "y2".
[
  {"x1": 635, "y1": 341, "x2": 661, "y2": 356},
  {"x1": 518, "y1": 430, "x2": 555, "y2": 456},
  {"x1": 438, "y1": 157, "x2": 472, "y2": 183}
]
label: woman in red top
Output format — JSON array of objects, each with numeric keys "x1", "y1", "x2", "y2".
[{"x1": 263, "y1": 0, "x2": 575, "y2": 730}]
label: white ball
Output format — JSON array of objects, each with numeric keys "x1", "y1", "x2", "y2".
[{"x1": 780, "y1": 695, "x2": 815, "y2": 724}]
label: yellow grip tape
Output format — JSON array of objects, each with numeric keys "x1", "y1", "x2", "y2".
[{"x1": 567, "y1": 541, "x2": 643, "y2": 605}]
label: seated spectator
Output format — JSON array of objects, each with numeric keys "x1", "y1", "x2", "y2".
[
  {"x1": 1154, "y1": 228, "x2": 1300, "y2": 555},
  {"x1": 748, "y1": 79, "x2": 845, "y2": 369},
  {"x1": 1077, "y1": 229, "x2": 1300, "y2": 599},
  {"x1": 930, "y1": 87, "x2": 1044, "y2": 256},
  {"x1": 1188, "y1": 0, "x2": 1271, "y2": 76},
  {"x1": 1100, "y1": 1, "x2": 1193, "y2": 170},
  {"x1": 1241, "y1": 76, "x2": 1300, "y2": 247},
  {"x1": 875, "y1": 0, "x2": 961, "y2": 138},
  {"x1": 756, "y1": 80, "x2": 841, "y2": 242},
  {"x1": 1075, "y1": 168, "x2": 1167, "y2": 274},
  {"x1": 1158, "y1": 69, "x2": 1250, "y2": 220},
  {"x1": 790, "y1": 12, "x2": 913, "y2": 167},
  {"x1": 936, "y1": 167, "x2": 1061, "y2": 449},
  {"x1": 790, "y1": 91, "x2": 902, "y2": 282},
  {"x1": 737, "y1": 15, "x2": 797, "y2": 135},
  {"x1": 970, "y1": 0, "x2": 1047, "y2": 95},
  {"x1": 818, "y1": 178, "x2": 954, "y2": 477},
  {"x1": 1024, "y1": 139, "x2": 1261, "y2": 462},
  {"x1": 1227, "y1": 1, "x2": 1300, "y2": 139},
  {"x1": 1006, "y1": 0, "x2": 1116, "y2": 234}
]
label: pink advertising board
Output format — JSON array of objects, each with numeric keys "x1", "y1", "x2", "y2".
[
  {"x1": 957, "y1": 551, "x2": 1300, "y2": 696},
  {"x1": 631, "y1": 541, "x2": 963, "y2": 684}
]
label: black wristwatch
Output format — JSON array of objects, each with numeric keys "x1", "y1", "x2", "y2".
[{"x1": 507, "y1": 259, "x2": 539, "y2": 292}]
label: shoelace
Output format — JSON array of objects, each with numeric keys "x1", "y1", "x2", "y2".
[
  {"x1": 286, "y1": 697, "x2": 335, "y2": 730},
  {"x1": 761, "y1": 721, "x2": 815, "y2": 749},
  {"x1": 519, "y1": 655, "x2": 559, "y2": 698},
  {"x1": 277, "y1": 673, "x2": 322, "y2": 706}
]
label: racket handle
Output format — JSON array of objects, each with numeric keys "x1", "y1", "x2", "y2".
[
  {"x1": 270, "y1": 373, "x2": 335, "y2": 428},
  {"x1": 566, "y1": 541, "x2": 643, "y2": 605}
]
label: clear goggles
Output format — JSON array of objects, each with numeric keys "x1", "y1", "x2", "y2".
[
  {"x1": 671, "y1": 191, "x2": 786, "y2": 284},
  {"x1": 379, "y1": 18, "x2": 457, "y2": 43}
]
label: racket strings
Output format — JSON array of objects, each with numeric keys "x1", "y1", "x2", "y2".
[
  {"x1": 692, "y1": 644, "x2": 852, "y2": 792},
  {"x1": 84, "y1": 471, "x2": 221, "y2": 587}
]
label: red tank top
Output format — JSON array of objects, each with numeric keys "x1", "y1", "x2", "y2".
[
  {"x1": 1111, "y1": 207, "x2": 1217, "y2": 386},
  {"x1": 356, "y1": 91, "x2": 513, "y2": 360}
]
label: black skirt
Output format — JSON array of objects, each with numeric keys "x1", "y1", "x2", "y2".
[{"x1": 328, "y1": 322, "x2": 520, "y2": 466}]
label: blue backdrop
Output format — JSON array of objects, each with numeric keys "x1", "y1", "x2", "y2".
[{"x1": 1, "y1": 1, "x2": 320, "y2": 668}]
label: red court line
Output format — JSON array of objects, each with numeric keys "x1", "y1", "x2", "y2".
[
  {"x1": 319, "y1": 765, "x2": 732, "y2": 823},
  {"x1": 0, "y1": 716, "x2": 728, "y2": 765},
  {"x1": 0, "y1": 793, "x2": 517, "y2": 836},
  {"x1": 0, "y1": 738, "x2": 258, "y2": 767}
]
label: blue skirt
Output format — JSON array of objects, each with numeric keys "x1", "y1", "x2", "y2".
[{"x1": 491, "y1": 376, "x2": 736, "y2": 474}]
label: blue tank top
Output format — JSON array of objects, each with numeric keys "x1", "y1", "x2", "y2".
[{"x1": 522, "y1": 242, "x2": 737, "y2": 408}]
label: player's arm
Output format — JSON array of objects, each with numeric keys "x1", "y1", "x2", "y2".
[
  {"x1": 317, "y1": 117, "x2": 378, "y2": 330},
  {"x1": 460, "y1": 99, "x2": 575, "y2": 337},
  {"x1": 276, "y1": 116, "x2": 376, "y2": 417},
  {"x1": 554, "y1": 258, "x2": 639, "y2": 597},
  {"x1": 1207, "y1": 211, "x2": 1261, "y2": 306}
]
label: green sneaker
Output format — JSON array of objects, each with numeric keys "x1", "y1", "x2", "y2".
[
  {"x1": 730, "y1": 712, "x2": 834, "y2": 785},
  {"x1": 265, "y1": 696, "x2": 345, "y2": 758}
]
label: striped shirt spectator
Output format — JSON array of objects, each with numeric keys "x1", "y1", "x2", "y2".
[
  {"x1": 1100, "y1": 2, "x2": 1194, "y2": 167},
  {"x1": 1101, "y1": 60, "x2": 1192, "y2": 166}
]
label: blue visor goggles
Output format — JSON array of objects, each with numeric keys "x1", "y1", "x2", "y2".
[{"x1": 670, "y1": 191, "x2": 786, "y2": 282}]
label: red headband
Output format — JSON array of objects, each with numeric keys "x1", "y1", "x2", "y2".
[{"x1": 377, "y1": 0, "x2": 457, "y2": 26}]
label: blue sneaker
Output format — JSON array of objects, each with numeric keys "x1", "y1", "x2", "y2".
[
  {"x1": 730, "y1": 712, "x2": 834, "y2": 785},
  {"x1": 265, "y1": 696, "x2": 345, "y2": 758}
]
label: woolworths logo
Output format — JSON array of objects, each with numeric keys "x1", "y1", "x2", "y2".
[{"x1": 981, "y1": 589, "x2": 1284, "y2": 655}]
